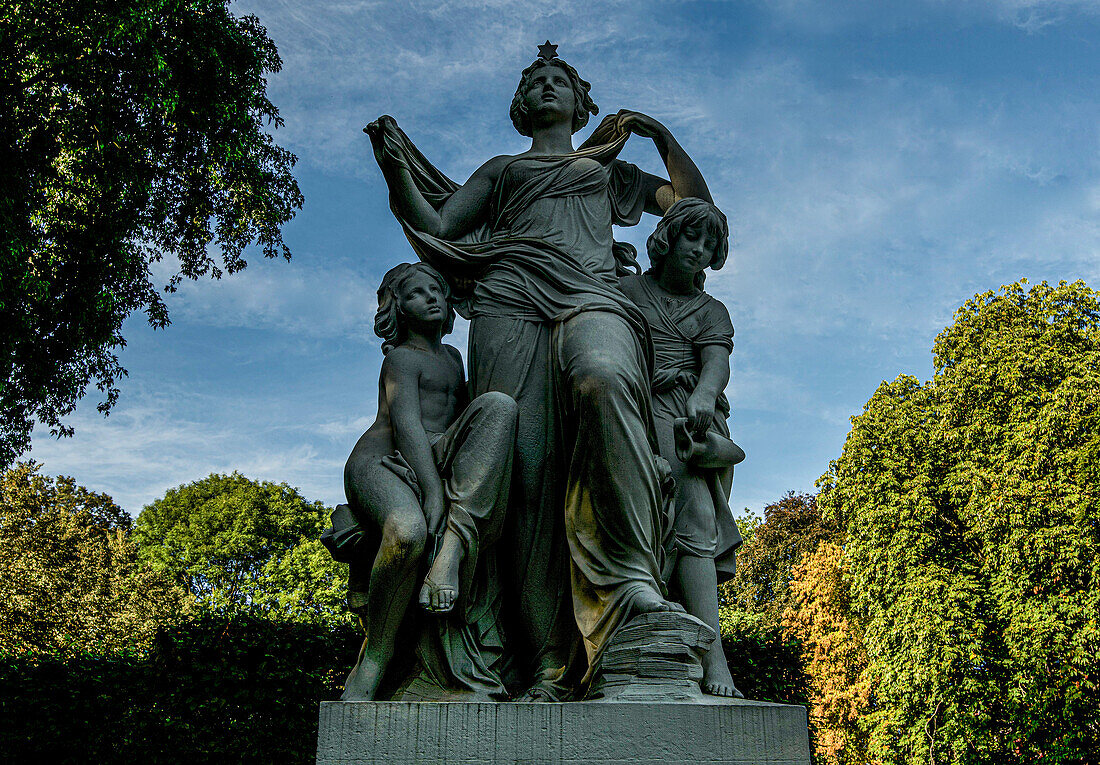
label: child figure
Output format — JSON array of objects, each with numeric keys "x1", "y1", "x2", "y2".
[
  {"x1": 332, "y1": 262, "x2": 517, "y2": 701},
  {"x1": 619, "y1": 198, "x2": 745, "y2": 698}
]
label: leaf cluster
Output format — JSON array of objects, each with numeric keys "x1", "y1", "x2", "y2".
[
  {"x1": 718, "y1": 608, "x2": 812, "y2": 707},
  {"x1": 783, "y1": 541, "x2": 873, "y2": 765},
  {"x1": 133, "y1": 472, "x2": 350, "y2": 625},
  {"x1": 0, "y1": 0, "x2": 303, "y2": 466},
  {"x1": 721, "y1": 492, "x2": 839, "y2": 624},
  {"x1": 818, "y1": 280, "x2": 1100, "y2": 764},
  {"x1": 0, "y1": 462, "x2": 187, "y2": 658}
]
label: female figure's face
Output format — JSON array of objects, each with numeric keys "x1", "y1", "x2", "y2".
[
  {"x1": 397, "y1": 270, "x2": 447, "y2": 327},
  {"x1": 521, "y1": 64, "x2": 576, "y2": 129},
  {"x1": 666, "y1": 221, "x2": 719, "y2": 280}
]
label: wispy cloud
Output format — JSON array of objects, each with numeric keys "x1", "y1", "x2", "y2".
[
  {"x1": 27, "y1": 1, "x2": 1100, "y2": 515},
  {"x1": 150, "y1": 254, "x2": 380, "y2": 338},
  {"x1": 28, "y1": 379, "x2": 351, "y2": 514},
  {"x1": 979, "y1": 0, "x2": 1100, "y2": 32}
]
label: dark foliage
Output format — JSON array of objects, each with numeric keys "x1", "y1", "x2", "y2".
[
  {"x1": 721, "y1": 611, "x2": 811, "y2": 707},
  {"x1": 722, "y1": 492, "x2": 839, "y2": 623},
  {"x1": 0, "y1": 614, "x2": 361, "y2": 764},
  {"x1": 0, "y1": 0, "x2": 303, "y2": 466}
]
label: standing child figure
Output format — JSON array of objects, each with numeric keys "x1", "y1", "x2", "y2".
[
  {"x1": 620, "y1": 198, "x2": 746, "y2": 698},
  {"x1": 330, "y1": 262, "x2": 518, "y2": 701}
]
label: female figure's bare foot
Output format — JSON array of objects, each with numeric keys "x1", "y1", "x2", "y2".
[
  {"x1": 701, "y1": 650, "x2": 744, "y2": 698},
  {"x1": 419, "y1": 528, "x2": 464, "y2": 613},
  {"x1": 624, "y1": 585, "x2": 682, "y2": 620}
]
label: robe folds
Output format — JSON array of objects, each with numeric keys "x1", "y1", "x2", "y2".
[
  {"x1": 618, "y1": 274, "x2": 743, "y2": 580},
  {"x1": 332, "y1": 392, "x2": 518, "y2": 699},
  {"x1": 374, "y1": 120, "x2": 671, "y2": 689}
]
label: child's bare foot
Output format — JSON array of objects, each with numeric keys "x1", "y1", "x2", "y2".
[
  {"x1": 701, "y1": 651, "x2": 744, "y2": 698},
  {"x1": 341, "y1": 656, "x2": 383, "y2": 700},
  {"x1": 419, "y1": 529, "x2": 463, "y2": 613}
]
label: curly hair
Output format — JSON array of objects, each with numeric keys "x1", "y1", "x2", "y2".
[
  {"x1": 645, "y1": 198, "x2": 730, "y2": 290},
  {"x1": 374, "y1": 262, "x2": 455, "y2": 354},
  {"x1": 509, "y1": 57, "x2": 599, "y2": 137}
]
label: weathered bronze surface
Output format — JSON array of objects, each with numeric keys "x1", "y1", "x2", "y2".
[{"x1": 328, "y1": 44, "x2": 747, "y2": 704}]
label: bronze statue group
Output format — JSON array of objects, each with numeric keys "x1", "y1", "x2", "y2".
[{"x1": 322, "y1": 45, "x2": 746, "y2": 703}]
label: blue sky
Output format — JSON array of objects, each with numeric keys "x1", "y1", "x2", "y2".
[{"x1": 27, "y1": 0, "x2": 1100, "y2": 516}]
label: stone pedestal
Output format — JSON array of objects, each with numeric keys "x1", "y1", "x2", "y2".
[{"x1": 316, "y1": 700, "x2": 811, "y2": 764}]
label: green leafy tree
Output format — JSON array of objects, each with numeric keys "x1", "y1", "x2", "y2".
[
  {"x1": 134, "y1": 472, "x2": 350, "y2": 625},
  {"x1": 0, "y1": 462, "x2": 186, "y2": 657},
  {"x1": 0, "y1": 0, "x2": 303, "y2": 467},
  {"x1": 721, "y1": 492, "x2": 838, "y2": 624},
  {"x1": 819, "y1": 280, "x2": 1100, "y2": 764}
]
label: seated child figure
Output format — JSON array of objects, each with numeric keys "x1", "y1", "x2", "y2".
[
  {"x1": 619, "y1": 198, "x2": 745, "y2": 698},
  {"x1": 337, "y1": 262, "x2": 518, "y2": 701}
]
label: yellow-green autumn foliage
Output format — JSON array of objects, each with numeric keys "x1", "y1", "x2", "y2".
[
  {"x1": 0, "y1": 462, "x2": 186, "y2": 657},
  {"x1": 818, "y1": 280, "x2": 1100, "y2": 764},
  {"x1": 784, "y1": 541, "x2": 873, "y2": 765}
]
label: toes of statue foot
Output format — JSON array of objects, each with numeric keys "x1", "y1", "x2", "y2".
[{"x1": 703, "y1": 682, "x2": 740, "y2": 698}]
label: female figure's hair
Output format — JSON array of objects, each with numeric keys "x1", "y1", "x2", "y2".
[
  {"x1": 646, "y1": 198, "x2": 730, "y2": 291},
  {"x1": 374, "y1": 262, "x2": 455, "y2": 354},
  {"x1": 509, "y1": 57, "x2": 599, "y2": 137}
]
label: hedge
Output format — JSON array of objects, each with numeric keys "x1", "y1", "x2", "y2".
[{"x1": 0, "y1": 614, "x2": 361, "y2": 764}]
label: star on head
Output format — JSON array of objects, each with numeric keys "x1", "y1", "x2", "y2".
[{"x1": 537, "y1": 40, "x2": 558, "y2": 61}]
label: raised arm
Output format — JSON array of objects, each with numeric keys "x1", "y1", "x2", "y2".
[
  {"x1": 365, "y1": 115, "x2": 499, "y2": 239},
  {"x1": 382, "y1": 351, "x2": 446, "y2": 533},
  {"x1": 610, "y1": 110, "x2": 713, "y2": 215}
]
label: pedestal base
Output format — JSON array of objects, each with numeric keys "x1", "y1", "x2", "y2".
[{"x1": 316, "y1": 700, "x2": 811, "y2": 764}]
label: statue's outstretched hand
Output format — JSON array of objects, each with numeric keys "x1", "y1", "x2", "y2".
[
  {"x1": 364, "y1": 114, "x2": 397, "y2": 137},
  {"x1": 364, "y1": 115, "x2": 398, "y2": 167}
]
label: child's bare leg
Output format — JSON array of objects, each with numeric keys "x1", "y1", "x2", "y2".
[
  {"x1": 674, "y1": 554, "x2": 744, "y2": 698},
  {"x1": 343, "y1": 505, "x2": 426, "y2": 700},
  {"x1": 419, "y1": 526, "x2": 464, "y2": 613}
]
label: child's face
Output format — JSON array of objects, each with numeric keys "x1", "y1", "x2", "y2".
[
  {"x1": 667, "y1": 221, "x2": 718, "y2": 277},
  {"x1": 397, "y1": 271, "x2": 447, "y2": 326}
]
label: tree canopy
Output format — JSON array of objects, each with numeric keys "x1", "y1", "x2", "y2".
[
  {"x1": 817, "y1": 280, "x2": 1100, "y2": 763},
  {"x1": 0, "y1": 0, "x2": 303, "y2": 467},
  {"x1": 134, "y1": 472, "x2": 349, "y2": 624},
  {"x1": 721, "y1": 492, "x2": 838, "y2": 624},
  {"x1": 0, "y1": 462, "x2": 186, "y2": 657}
]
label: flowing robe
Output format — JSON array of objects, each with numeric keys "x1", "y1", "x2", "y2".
[
  {"x1": 375, "y1": 123, "x2": 669, "y2": 688},
  {"x1": 329, "y1": 392, "x2": 518, "y2": 699},
  {"x1": 619, "y1": 274, "x2": 742, "y2": 579}
]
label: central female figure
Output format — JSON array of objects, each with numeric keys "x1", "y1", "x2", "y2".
[{"x1": 366, "y1": 47, "x2": 713, "y2": 699}]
